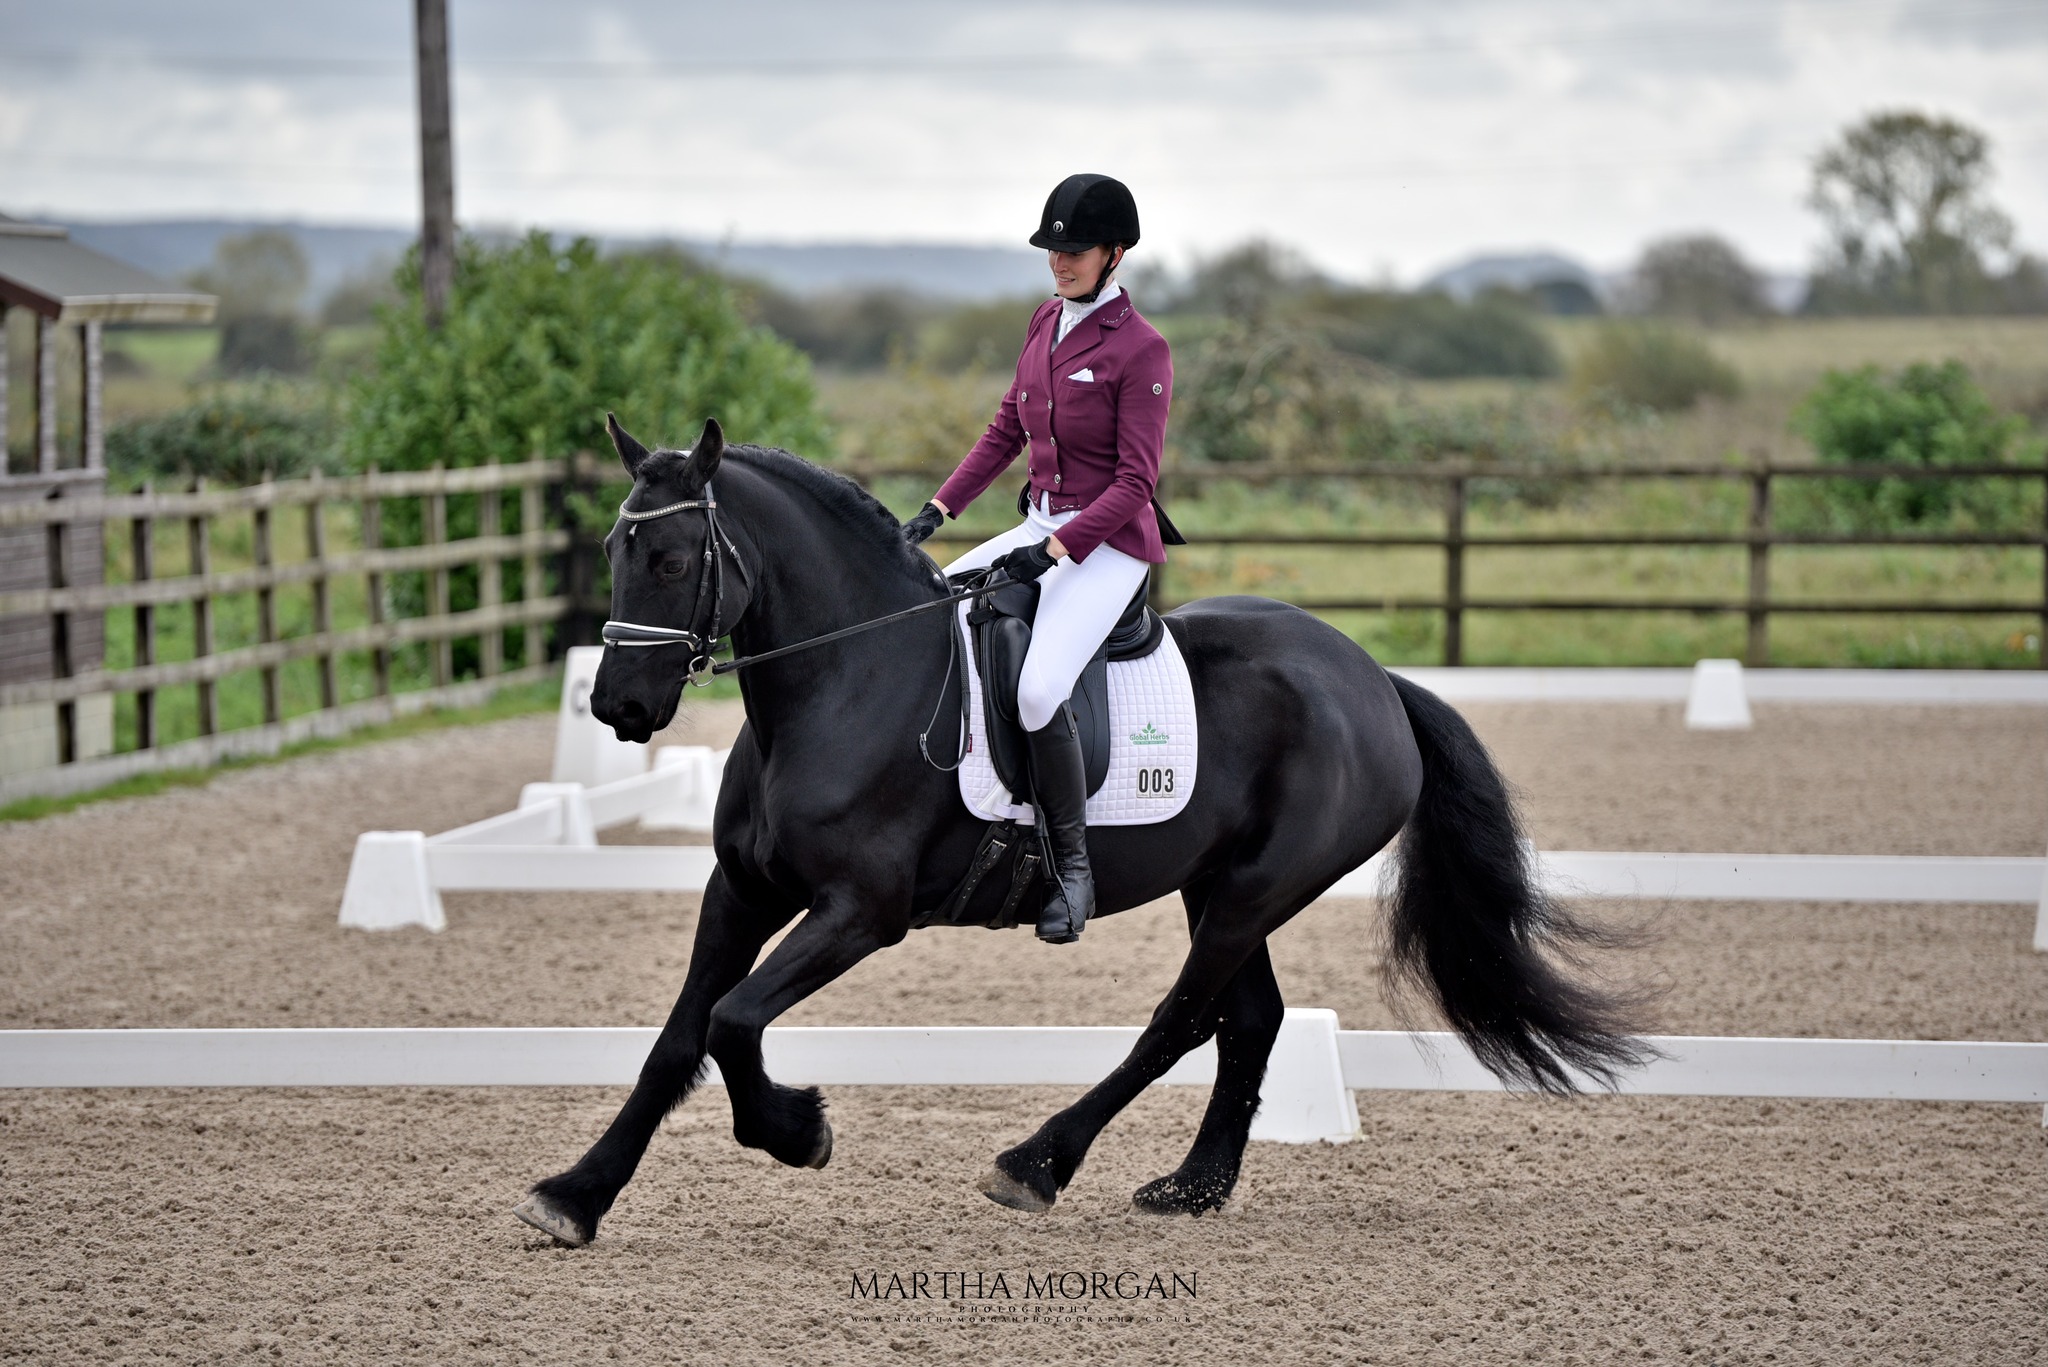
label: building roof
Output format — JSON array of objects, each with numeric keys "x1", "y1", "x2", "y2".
[{"x1": 0, "y1": 216, "x2": 216, "y2": 324}]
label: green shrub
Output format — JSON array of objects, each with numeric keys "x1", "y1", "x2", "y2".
[
  {"x1": 216, "y1": 315, "x2": 315, "y2": 376},
  {"x1": 1171, "y1": 323, "x2": 1388, "y2": 464},
  {"x1": 1788, "y1": 360, "x2": 2039, "y2": 527},
  {"x1": 106, "y1": 385, "x2": 337, "y2": 487},
  {"x1": 1569, "y1": 322, "x2": 1741, "y2": 412},
  {"x1": 343, "y1": 234, "x2": 826, "y2": 678},
  {"x1": 345, "y1": 233, "x2": 826, "y2": 474}
]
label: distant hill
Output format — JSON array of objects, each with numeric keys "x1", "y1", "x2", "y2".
[
  {"x1": 50, "y1": 218, "x2": 1050, "y2": 306},
  {"x1": 1422, "y1": 251, "x2": 1601, "y2": 302}
]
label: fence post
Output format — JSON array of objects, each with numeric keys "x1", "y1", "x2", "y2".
[
  {"x1": 426, "y1": 465, "x2": 451, "y2": 686},
  {"x1": 1443, "y1": 473, "x2": 1465, "y2": 666},
  {"x1": 478, "y1": 470, "x2": 503, "y2": 677},
  {"x1": 562, "y1": 452, "x2": 601, "y2": 650},
  {"x1": 522, "y1": 475, "x2": 546, "y2": 669},
  {"x1": 306, "y1": 477, "x2": 336, "y2": 710},
  {"x1": 1747, "y1": 466, "x2": 1772, "y2": 668},
  {"x1": 361, "y1": 470, "x2": 390, "y2": 699},
  {"x1": 131, "y1": 485, "x2": 156, "y2": 750},
  {"x1": 45, "y1": 495, "x2": 74, "y2": 763},
  {"x1": 253, "y1": 488, "x2": 280, "y2": 725},
  {"x1": 187, "y1": 478, "x2": 217, "y2": 737}
]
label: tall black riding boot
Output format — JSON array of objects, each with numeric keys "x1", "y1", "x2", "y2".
[{"x1": 1026, "y1": 702, "x2": 1096, "y2": 944}]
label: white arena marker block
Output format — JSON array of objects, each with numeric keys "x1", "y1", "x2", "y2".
[
  {"x1": 641, "y1": 746, "x2": 727, "y2": 831},
  {"x1": 2033, "y1": 847, "x2": 2048, "y2": 953},
  {"x1": 338, "y1": 832, "x2": 446, "y2": 932},
  {"x1": 551, "y1": 646, "x2": 650, "y2": 787},
  {"x1": 518, "y1": 782, "x2": 597, "y2": 847},
  {"x1": 1248, "y1": 1008, "x2": 1359, "y2": 1144},
  {"x1": 1685, "y1": 658, "x2": 1752, "y2": 731}
]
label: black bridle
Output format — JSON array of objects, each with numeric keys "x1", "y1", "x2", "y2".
[{"x1": 599, "y1": 484, "x2": 993, "y2": 688}]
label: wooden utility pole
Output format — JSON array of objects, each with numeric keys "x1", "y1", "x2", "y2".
[{"x1": 415, "y1": 0, "x2": 455, "y2": 328}]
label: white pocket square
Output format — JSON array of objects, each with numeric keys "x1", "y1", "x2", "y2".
[{"x1": 1067, "y1": 368, "x2": 1094, "y2": 382}]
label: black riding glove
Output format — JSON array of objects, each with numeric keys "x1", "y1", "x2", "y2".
[
  {"x1": 993, "y1": 538, "x2": 1059, "y2": 584},
  {"x1": 903, "y1": 501, "x2": 946, "y2": 546}
]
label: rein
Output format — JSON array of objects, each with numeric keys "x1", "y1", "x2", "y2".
[{"x1": 599, "y1": 485, "x2": 994, "y2": 687}]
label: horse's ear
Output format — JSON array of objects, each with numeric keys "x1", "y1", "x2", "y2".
[
  {"x1": 606, "y1": 412, "x2": 650, "y2": 477},
  {"x1": 686, "y1": 418, "x2": 725, "y2": 486}
]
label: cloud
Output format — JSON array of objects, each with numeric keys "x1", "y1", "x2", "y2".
[{"x1": 2, "y1": 0, "x2": 2045, "y2": 279}]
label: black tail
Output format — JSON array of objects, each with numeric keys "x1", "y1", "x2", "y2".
[{"x1": 1384, "y1": 673, "x2": 1653, "y2": 1093}]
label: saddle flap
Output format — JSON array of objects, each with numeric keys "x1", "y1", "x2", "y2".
[{"x1": 964, "y1": 574, "x2": 1112, "y2": 802}]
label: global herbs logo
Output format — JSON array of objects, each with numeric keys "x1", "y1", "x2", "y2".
[{"x1": 1130, "y1": 723, "x2": 1169, "y2": 746}]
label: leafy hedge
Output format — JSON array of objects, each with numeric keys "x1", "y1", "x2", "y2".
[
  {"x1": 106, "y1": 385, "x2": 337, "y2": 487},
  {"x1": 344, "y1": 233, "x2": 826, "y2": 472}
]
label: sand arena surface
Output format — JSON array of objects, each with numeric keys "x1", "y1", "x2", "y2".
[{"x1": 3, "y1": 699, "x2": 2044, "y2": 1363}]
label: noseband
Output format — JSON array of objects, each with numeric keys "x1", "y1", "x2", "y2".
[{"x1": 599, "y1": 483, "x2": 747, "y2": 688}]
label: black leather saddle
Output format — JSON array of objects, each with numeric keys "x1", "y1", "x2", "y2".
[{"x1": 947, "y1": 569, "x2": 1165, "y2": 804}]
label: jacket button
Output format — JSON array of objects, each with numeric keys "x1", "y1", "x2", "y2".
[
  {"x1": 1021, "y1": 391, "x2": 1027, "y2": 400},
  {"x1": 1054, "y1": 474, "x2": 1062, "y2": 486},
  {"x1": 1153, "y1": 383, "x2": 1163, "y2": 395}
]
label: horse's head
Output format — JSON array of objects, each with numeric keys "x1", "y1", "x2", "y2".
[{"x1": 591, "y1": 413, "x2": 750, "y2": 742}]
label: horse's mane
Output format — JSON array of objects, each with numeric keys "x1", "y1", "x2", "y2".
[{"x1": 641, "y1": 443, "x2": 934, "y2": 583}]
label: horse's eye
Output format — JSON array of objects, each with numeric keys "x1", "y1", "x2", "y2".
[{"x1": 658, "y1": 558, "x2": 691, "y2": 578}]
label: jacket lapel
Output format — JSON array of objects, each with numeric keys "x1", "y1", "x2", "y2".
[{"x1": 1050, "y1": 295, "x2": 1132, "y2": 370}]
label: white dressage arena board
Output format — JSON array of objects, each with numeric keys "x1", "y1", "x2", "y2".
[{"x1": 956, "y1": 605, "x2": 1197, "y2": 826}]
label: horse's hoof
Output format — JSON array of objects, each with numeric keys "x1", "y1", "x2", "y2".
[
  {"x1": 979, "y1": 1165, "x2": 1055, "y2": 1213},
  {"x1": 805, "y1": 1120, "x2": 834, "y2": 1170},
  {"x1": 512, "y1": 1193, "x2": 592, "y2": 1247},
  {"x1": 1131, "y1": 1174, "x2": 1228, "y2": 1217}
]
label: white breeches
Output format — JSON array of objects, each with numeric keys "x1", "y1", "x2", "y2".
[{"x1": 945, "y1": 495, "x2": 1154, "y2": 732}]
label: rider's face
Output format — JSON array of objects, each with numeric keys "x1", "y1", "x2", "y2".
[{"x1": 1049, "y1": 245, "x2": 1117, "y2": 300}]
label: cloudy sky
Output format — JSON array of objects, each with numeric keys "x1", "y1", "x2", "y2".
[{"x1": 3, "y1": 0, "x2": 2045, "y2": 283}]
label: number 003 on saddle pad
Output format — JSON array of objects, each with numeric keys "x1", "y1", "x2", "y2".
[{"x1": 956, "y1": 607, "x2": 1198, "y2": 826}]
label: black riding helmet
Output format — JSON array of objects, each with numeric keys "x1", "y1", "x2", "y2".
[
  {"x1": 1030, "y1": 173, "x2": 1141, "y2": 252},
  {"x1": 1031, "y1": 174, "x2": 1140, "y2": 303}
]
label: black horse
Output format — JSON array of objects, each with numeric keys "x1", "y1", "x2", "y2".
[{"x1": 513, "y1": 417, "x2": 1646, "y2": 1246}]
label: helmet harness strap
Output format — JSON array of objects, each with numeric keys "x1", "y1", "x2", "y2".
[{"x1": 1073, "y1": 243, "x2": 1124, "y2": 305}]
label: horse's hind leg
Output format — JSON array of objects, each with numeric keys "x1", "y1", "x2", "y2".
[
  {"x1": 1131, "y1": 940, "x2": 1283, "y2": 1216},
  {"x1": 980, "y1": 899, "x2": 1280, "y2": 1213},
  {"x1": 516, "y1": 868, "x2": 795, "y2": 1247}
]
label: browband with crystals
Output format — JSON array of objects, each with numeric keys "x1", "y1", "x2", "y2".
[{"x1": 618, "y1": 496, "x2": 716, "y2": 522}]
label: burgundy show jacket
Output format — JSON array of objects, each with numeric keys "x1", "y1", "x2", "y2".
[{"x1": 934, "y1": 293, "x2": 1173, "y2": 564}]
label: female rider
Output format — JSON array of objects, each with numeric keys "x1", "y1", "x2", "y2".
[{"x1": 901, "y1": 173, "x2": 1179, "y2": 946}]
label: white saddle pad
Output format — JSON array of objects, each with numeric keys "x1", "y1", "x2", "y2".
[{"x1": 955, "y1": 603, "x2": 1197, "y2": 826}]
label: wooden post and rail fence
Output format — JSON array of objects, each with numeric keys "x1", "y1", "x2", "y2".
[
  {"x1": 0, "y1": 460, "x2": 568, "y2": 802},
  {"x1": 889, "y1": 457, "x2": 2048, "y2": 669},
  {"x1": 2, "y1": 453, "x2": 2044, "y2": 801}
]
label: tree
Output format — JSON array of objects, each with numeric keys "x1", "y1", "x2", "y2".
[
  {"x1": 345, "y1": 232, "x2": 825, "y2": 473},
  {"x1": 1156, "y1": 240, "x2": 1324, "y2": 322},
  {"x1": 188, "y1": 230, "x2": 314, "y2": 375},
  {"x1": 189, "y1": 230, "x2": 310, "y2": 320},
  {"x1": 1629, "y1": 234, "x2": 1768, "y2": 324},
  {"x1": 1805, "y1": 110, "x2": 2016, "y2": 314}
]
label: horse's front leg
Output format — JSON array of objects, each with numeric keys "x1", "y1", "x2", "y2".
[
  {"x1": 515, "y1": 867, "x2": 796, "y2": 1246},
  {"x1": 705, "y1": 885, "x2": 907, "y2": 1170}
]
